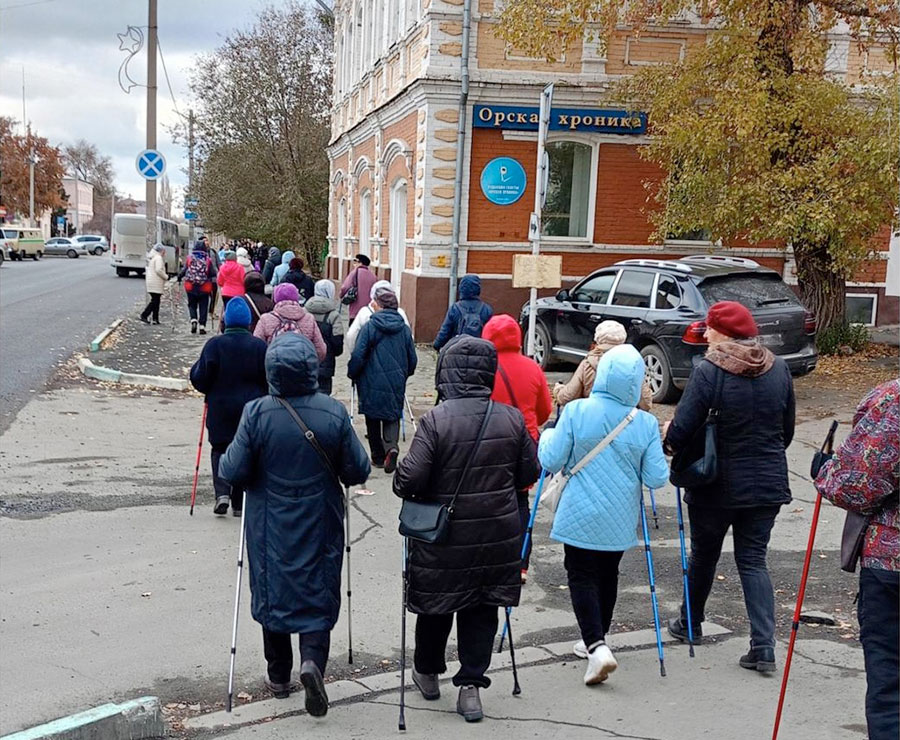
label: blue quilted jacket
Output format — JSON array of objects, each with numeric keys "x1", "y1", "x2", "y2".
[{"x1": 539, "y1": 345, "x2": 669, "y2": 551}]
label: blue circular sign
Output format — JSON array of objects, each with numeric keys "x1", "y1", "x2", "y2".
[
  {"x1": 136, "y1": 148, "x2": 166, "y2": 181},
  {"x1": 480, "y1": 157, "x2": 527, "y2": 206}
]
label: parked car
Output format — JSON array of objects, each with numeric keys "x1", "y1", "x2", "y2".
[
  {"x1": 74, "y1": 234, "x2": 108, "y2": 255},
  {"x1": 520, "y1": 255, "x2": 818, "y2": 403},
  {"x1": 1, "y1": 231, "x2": 23, "y2": 261},
  {"x1": 44, "y1": 237, "x2": 88, "y2": 258},
  {"x1": 2, "y1": 226, "x2": 44, "y2": 259}
]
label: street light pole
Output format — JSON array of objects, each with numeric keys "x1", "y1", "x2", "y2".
[
  {"x1": 145, "y1": 0, "x2": 158, "y2": 251},
  {"x1": 28, "y1": 149, "x2": 35, "y2": 229},
  {"x1": 188, "y1": 109, "x2": 195, "y2": 244}
]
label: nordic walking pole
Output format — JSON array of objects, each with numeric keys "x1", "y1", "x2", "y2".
[
  {"x1": 772, "y1": 421, "x2": 837, "y2": 740},
  {"x1": 649, "y1": 486, "x2": 659, "y2": 529},
  {"x1": 498, "y1": 469, "x2": 547, "y2": 653},
  {"x1": 405, "y1": 394, "x2": 417, "y2": 433},
  {"x1": 504, "y1": 607, "x2": 522, "y2": 695},
  {"x1": 399, "y1": 537, "x2": 408, "y2": 731},
  {"x1": 189, "y1": 404, "x2": 208, "y2": 516},
  {"x1": 349, "y1": 382, "x2": 355, "y2": 423},
  {"x1": 345, "y1": 485, "x2": 354, "y2": 665},
  {"x1": 401, "y1": 408, "x2": 406, "y2": 443},
  {"x1": 675, "y1": 486, "x2": 695, "y2": 657},
  {"x1": 226, "y1": 502, "x2": 248, "y2": 712},
  {"x1": 639, "y1": 487, "x2": 666, "y2": 677}
]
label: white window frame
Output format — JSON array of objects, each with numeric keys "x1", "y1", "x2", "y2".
[
  {"x1": 359, "y1": 189, "x2": 372, "y2": 259},
  {"x1": 845, "y1": 292, "x2": 878, "y2": 326},
  {"x1": 389, "y1": 179, "x2": 408, "y2": 299},
  {"x1": 337, "y1": 198, "x2": 347, "y2": 258},
  {"x1": 541, "y1": 134, "x2": 599, "y2": 244}
]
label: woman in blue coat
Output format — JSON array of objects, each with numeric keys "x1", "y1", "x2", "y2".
[
  {"x1": 220, "y1": 333, "x2": 370, "y2": 717},
  {"x1": 347, "y1": 286, "x2": 417, "y2": 473},
  {"x1": 539, "y1": 344, "x2": 668, "y2": 686}
]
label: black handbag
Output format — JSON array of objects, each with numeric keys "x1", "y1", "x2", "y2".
[
  {"x1": 670, "y1": 367, "x2": 725, "y2": 488},
  {"x1": 398, "y1": 401, "x2": 494, "y2": 544},
  {"x1": 341, "y1": 268, "x2": 359, "y2": 306}
]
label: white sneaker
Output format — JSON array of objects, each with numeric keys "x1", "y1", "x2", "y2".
[
  {"x1": 573, "y1": 640, "x2": 588, "y2": 659},
  {"x1": 584, "y1": 643, "x2": 617, "y2": 685}
]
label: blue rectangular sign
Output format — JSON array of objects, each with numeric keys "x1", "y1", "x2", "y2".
[
  {"x1": 184, "y1": 211, "x2": 197, "y2": 220},
  {"x1": 473, "y1": 104, "x2": 647, "y2": 135}
]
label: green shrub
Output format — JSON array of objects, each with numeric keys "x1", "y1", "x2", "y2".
[{"x1": 816, "y1": 322, "x2": 870, "y2": 356}]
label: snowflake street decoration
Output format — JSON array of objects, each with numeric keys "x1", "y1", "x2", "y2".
[{"x1": 117, "y1": 25, "x2": 145, "y2": 94}]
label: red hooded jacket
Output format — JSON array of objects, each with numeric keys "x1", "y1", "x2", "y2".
[{"x1": 482, "y1": 314, "x2": 552, "y2": 441}]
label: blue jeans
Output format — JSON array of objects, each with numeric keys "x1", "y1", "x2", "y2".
[
  {"x1": 681, "y1": 505, "x2": 780, "y2": 649},
  {"x1": 858, "y1": 567, "x2": 899, "y2": 740}
]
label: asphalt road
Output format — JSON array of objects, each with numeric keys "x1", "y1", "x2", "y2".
[{"x1": 0, "y1": 254, "x2": 146, "y2": 433}]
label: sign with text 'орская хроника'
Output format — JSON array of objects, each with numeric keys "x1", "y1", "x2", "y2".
[{"x1": 473, "y1": 104, "x2": 647, "y2": 135}]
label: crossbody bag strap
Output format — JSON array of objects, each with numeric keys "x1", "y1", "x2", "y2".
[
  {"x1": 565, "y1": 408, "x2": 637, "y2": 481},
  {"x1": 708, "y1": 365, "x2": 725, "y2": 421},
  {"x1": 244, "y1": 294, "x2": 262, "y2": 320},
  {"x1": 275, "y1": 397, "x2": 340, "y2": 486},
  {"x1": 447, "y1": 401, "x2": 494, "y2": 514},
  {"x1": 497, "y1": 363, "x2": 520, "y2": 410}
]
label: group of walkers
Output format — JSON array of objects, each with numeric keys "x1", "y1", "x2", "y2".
[{"x1": 182, "y1": 259, "x2": 896, "y2": 738}]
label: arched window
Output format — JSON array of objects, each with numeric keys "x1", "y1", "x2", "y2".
[
  {"x1": 389, "y1": 180, "x2": 407, "y2": 298},
  {"x1": 337, "y1": 198, "x2": 347, "y2": 258},
  {"x1": 359, "y1": 189, "x2": 372, "y2": 259}
]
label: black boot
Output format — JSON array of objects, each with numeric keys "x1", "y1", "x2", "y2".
[
  {"x1": 667, "y1": 617, "x2": 703, "y2": 644},
  {"x1": 300, "y1": 660, "x2": 328, "y2": 717},
  {"x1": 739, "y1": 647, "x2": 776, "y2": 673}
]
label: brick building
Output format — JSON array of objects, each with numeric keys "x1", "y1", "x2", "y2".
[{"x1": 326, "y1": 0, "x2": 898, "y2": 339}]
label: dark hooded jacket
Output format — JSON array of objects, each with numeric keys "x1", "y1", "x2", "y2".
[
  {"x1": 664, "y1": 340, "x2": 796, "y2": 508},
  {"x1": 261, "y1": 247, "x2": 281, "y2": 285},
  {"x1": 347, "y1": 309, "x2": 417, "y2": 420},
  {"x1": 189, "y1": 328, "x2": 268, "y2": 447},
  {"x1": 433, "y1": 274, "x2": 493, "y2": 350},
  {"x1": 219, "y1": 334, "x2": 371, "y2": 635},
  {"x1": 241, "y1": 271, "x2": 275, "y2": 333},
  {"x1": 283, "y1": 267, "x2": 316, "y2": 304},
  {"x1": 393, "y1": 336, "x2": 540, "y2": 614}
]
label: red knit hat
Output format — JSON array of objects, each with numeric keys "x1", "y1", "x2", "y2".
[{"x1": 706, "y1": 301, "x2": 758, "y2": 339}]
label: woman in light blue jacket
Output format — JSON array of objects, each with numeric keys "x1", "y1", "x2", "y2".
[
  {"x1": 539, "y1": 344, "x2": 668, "y2": 686},
  {"x1": 269, "y1": 250, "x2": 295, "y2": 287}
]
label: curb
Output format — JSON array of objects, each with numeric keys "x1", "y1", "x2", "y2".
[
  {"x1": 77, "y1": 357, "x2": 190, "y2": 391},
  {"x1": 1, "y1": 697, "x2": 164, "y2": 740},
  {"x1": 89, "y1": 319, "x2": 124, "y2": 353}
]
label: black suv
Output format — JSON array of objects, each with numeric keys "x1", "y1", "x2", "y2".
[{"x1": 520, "y1": 255, "x2": 818, "y2": 403}]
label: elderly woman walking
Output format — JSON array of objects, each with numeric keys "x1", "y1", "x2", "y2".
[
  {"x1": 540, "y1": 344, "x2": 668, "y2": 685},
  {"x1": 664, "y1": 301, "x2": 795, "y2": 673},
  {"x1": 253, "y1": 283, "x2": 327, "y2": 361},
  {"x1": 140, "y1": 243, "x2": 168, "y2": 325},
  {"x1": 394, "y1": 336, "x2": 540, "y2": 722},
  {"x1": 217, "y1": 250, "x2": 246, "y2": 310},
  {"x1": 305, "y1": 279, "x2": 344, "y2": 395}
]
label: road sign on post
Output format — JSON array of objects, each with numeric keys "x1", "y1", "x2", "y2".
[
  {"x1": 184, "y1": 211, "x2": 197, "y2": 221},
  {"x1": 136, "y1": 149, "x2": 166, "y2": 181},
  {"x1": 526, "y1": 83, "x2": 554, "y2": 360}
]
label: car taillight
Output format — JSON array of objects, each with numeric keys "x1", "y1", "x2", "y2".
[
  {"x1": 682, "y1": 321, "x2": 708, "y2": 344},
  {"x1": 804, "y1": 311, "x2": 817, "y2": 335}
]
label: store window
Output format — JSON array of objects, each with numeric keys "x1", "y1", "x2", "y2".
[
  {"x1": 845, "y1": 293, "x2": 877, "y2": 326},
  {"x1": 611, "y1": 270, "x2": 655, "y2": 308},
  {"x1": 542, "y1": 141, "x2": 592, "y2": 239}
]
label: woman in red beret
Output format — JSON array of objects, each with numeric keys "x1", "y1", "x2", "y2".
[{"x1": 663, "y1": 300, "x2": 796, "y2": 674}]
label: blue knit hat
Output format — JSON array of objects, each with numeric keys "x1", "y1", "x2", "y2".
[{"x1": 223, "y1": 298, "x2": 252, "y2": 328}]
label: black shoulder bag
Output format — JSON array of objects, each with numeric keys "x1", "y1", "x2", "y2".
[
  {"x1": 275, "y1": 397, "x2": 340, "y2": 487},
  {"x1": 398, "y1": 401, "x2": 494, "y2": 544},
  {"x1": 670, "y1": 366, "x2": 725, "y2": 488},
  {"x1": 341, "y1": 268, "x2": 360, "y2": 306}
]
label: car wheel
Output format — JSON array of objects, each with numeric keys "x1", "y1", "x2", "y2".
[
  {"x1": 32, "y1": 250, "x2": 42, "y2": 261},
  {"x1": 531, "y1": 322, "x2": 552, "y2": 370},
  {"x1": 641, "y1": 344, "x2": 678, "y2": 404},
  {"x1": 67, "y1": 249, "x2": 79, "y2": 259},
  {"x1": 93, "y1": 246, "x2": 104, "y2": 256}
]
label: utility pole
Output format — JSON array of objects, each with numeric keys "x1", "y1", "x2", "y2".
[
  {"x1": 188, "y1": 109, "x2": 195, "y2": 244},
  {"x1": 110, "y1": 190, "x2": 116, "y2": 242},
  {"x1": 73, "y1": 174, "x2": 80, "y2": 235},
  {"x1": 27, "y1": 130, "x2": 35, "y2": 229},
  {"x1": 145, "y1": 0, "x2": 158, "y2": 251}
]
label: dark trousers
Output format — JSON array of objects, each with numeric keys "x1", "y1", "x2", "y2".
[
  {"x1": 414, "y1": 605, "x2": 498, "y2": 689},
  {"x1": 210, "y1": 446, "x2": 243, "y2": 510},
  {"x1": 364, "y1": 416, "x2": 399, "y2": 464},
  {"x1": 262, "y1": 628, "x2": 331, "y2": 682},
  {"x1": 140, "y1": 292, "x2": 161, "y2": 322},
  {"x1": 681, "y1": 504, "x2": 779, "y2": 649},
  {"x1": 187, "y1": 292, "x2": 210, "y2": 326},
  {"x1": 318, "y1": 375, "x2": 333, "y2": 396},
  {"x1": 517, "y1": 492, "x2": 532, "y2": 571},
  {"x1": 858, "y1": 567, "x2": 899, "y2": 740},
  {"x1": 563, "y1": 545, "x2": 624, "y2": 647}
]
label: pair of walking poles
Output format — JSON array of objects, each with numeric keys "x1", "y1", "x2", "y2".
[
  {"x1": 349, "y1": 381, "x2": 417, "y2": 440},
  {"x1": 496, "y1": 475, "x2": 695, "y2": 678}
]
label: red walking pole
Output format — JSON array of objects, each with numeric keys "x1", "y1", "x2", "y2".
[{"x1": 189, "y1": 403, "x2": 208, "y2": 516}]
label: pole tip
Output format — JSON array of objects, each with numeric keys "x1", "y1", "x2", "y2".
[{"x1": 660, "y1": 662, "x2": 667, "y2": 678}]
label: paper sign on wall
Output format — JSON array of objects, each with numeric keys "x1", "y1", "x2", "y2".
[{"x1": 512, "y1": 254, "x2": 562, "y2": 289}]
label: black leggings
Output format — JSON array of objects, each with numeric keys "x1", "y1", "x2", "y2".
[
  {"x1": 564, "y1": 545, "x2": 624, "y2": 647},
  {"x1": 140, "y1": 292, "x2": 161, "y2": 322}
]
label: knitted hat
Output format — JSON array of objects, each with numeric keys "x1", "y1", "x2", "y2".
[
  {"x1": 706, "y1": 301, "x2": 758, "y2": 339},
  {"x1": 375, "y1": 289, "x2": 398, "y2": 310},
  {"x1": 274, "y1": 283, "x2": 300, "y2": 303},
  {"x1": 355, "y1": 253, "x2": 371, "y2": 266},
  {"x1": 223, "y1": 250, "x2": 237, "y2": 261},
  {"x1": 370, "y1": 279, "x2": 392, "y2": 302},
  {"x1": 223, "y1": 297, "x2": 251, "y2": 328},
  {"x1": 236, "y1": 247, "x2": 249, "y2": 258},
  {"x1": 594, "y1": 320, "x2": 627, "y2": 346}
]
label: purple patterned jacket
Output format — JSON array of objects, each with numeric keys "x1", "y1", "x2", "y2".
[{"x1": 815, "y1": 379, "x2": 899, "y2": 571}]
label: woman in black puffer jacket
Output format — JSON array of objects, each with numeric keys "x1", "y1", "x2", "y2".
[{"x1": 393, "y1": 336, "x2": 539, "y2": 723}]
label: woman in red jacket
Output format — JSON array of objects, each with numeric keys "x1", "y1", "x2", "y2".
[
  {"x1": 483, "y1": 314, "x2": 552, "y2": 581},
  {"x1": 217, "y1": 250, "x2": 247, "y2": 310}
]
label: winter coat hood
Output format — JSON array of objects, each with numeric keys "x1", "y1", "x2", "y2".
[
  {"x1": 592, "y1": 344, "x2": 645, "y2": 407},
  {"x1": 706, "y1": 339, "x2": 775, "y2": 378},
  {"x1": 273, "y1": 301, "x2": 305, "y2": 321},
  {"x1": 369, "y1": 309, "x2": 407, "y2": 335},
  {"x1": 244, "y1": 271, "x2": 266, "y2": 295},
  {"x1": 458, "y1": 274, "x2": 482, "y2": 300},
  {"x1": 437, "y1": 336, "x2": 496, "y2": 401},
  {"x1": 281, "y1": 250, "x2": 295, "y2": 266},
  {"x1": 304, "y1": 295, "x2": 338, "y2": 317},
  {"x1": 267, "y1": 247, "x2": 281, "y2": 263},
  {"x1": 266, "y1": 333, "x2": 319, "y2": 397},
  {"x1": 482, "y1": 314, "x2": 521, "y2": 353}
]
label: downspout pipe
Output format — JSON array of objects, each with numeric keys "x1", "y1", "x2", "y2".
[{"x1": 448, "y1": 0, "x2": 471, "y2": 308}]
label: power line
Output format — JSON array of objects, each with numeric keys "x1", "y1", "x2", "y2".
[
  {"x1": 0, "y1": 0, "x2": 59, "y2": 10},
  {"x1": 156, "y1": 36, "x2": 183, "y2": 120}
]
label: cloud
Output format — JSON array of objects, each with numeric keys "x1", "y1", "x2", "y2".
[{"x1": 0, "y1": 0, "x2": 282, "y2": 206}]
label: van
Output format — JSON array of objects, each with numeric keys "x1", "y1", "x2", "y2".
[
  {"x1": 111, "y1": 213, "x2": 180, "y2": 277},
  {"x1": 2, "y1": 226, "x2": 45, "y2": 260}
]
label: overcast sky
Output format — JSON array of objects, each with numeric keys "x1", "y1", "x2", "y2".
[{"x1": 0, "y1": 0, "x2": 291, "y2": 208}]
